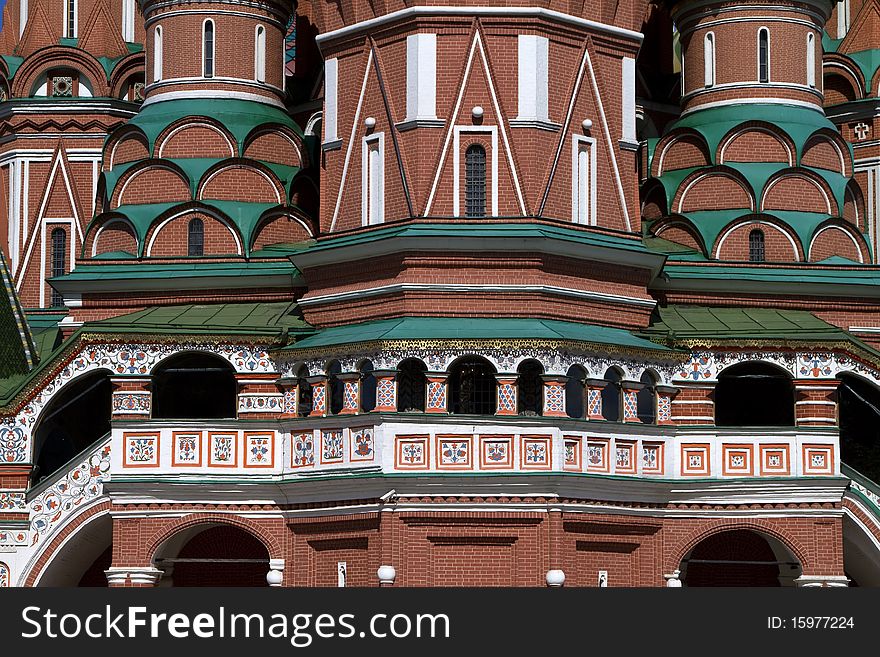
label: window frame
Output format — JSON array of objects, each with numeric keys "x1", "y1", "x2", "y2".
[
  {"x1": 203, "y1": 19, "x2": 215, "y2": 79},
  {"x1": 749, "y1": 228, "x2": 766, "y2": 262},
  {"x1": 757, "y1": 27, "x2": 770, "y2": 84},
  {"x1": 187, "y1": 217, "x2": 204, "y2": 257},
  {"x1": 571, "y1": 134, "x2": 597, "y2": 225},
  {"x1": 255, "y1": 24, "x2": 266, "y2": 83}
]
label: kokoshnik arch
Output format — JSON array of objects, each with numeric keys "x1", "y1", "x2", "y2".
[{"x1": 1, "y1": 0, "x2": 880, "y2": 588}]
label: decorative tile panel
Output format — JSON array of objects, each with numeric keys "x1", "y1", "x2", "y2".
[
  {"x1": 543, "y1": 382, "x2": 565, "y2": 416},
  {"x1": 563, "y1": 436, "x2": 581, "y2": 471},
  {"x1": 622, "y1": 390, "x2": 639, "y2": 422},
  {"x1": 657, "y1": 394, "x2": 672, "y2": 423},
  {"x1": 320, "y1": 429, "x2": 345, "y2": 464},
  {"x1": 376, "y1": 377, "x2": 396, "y2": 411},
  {"x1": 245, "y1": 431, "x2": 274, "y2": 468},
  {"x1": 0, "y1": 530, "x2": 28, "y2": 546},
  {"x1": 0, "y1": 425, "x2": 27, "y2": 463},
  {"x1": 208, "y1": 432, "x2": 238, "y2": 468},
  {"x1": 641, "y1": 442, "x2": 664, "y2": 475},
  {"x1": 172, "y1": 431, "x2": 202, "y2": 467},
  {"x1": 437, "y1": 435, "x2": 472, "y2": 470},
  {"x1": 291, "y1": 431, "x2": 315, "y2": 468},
  {"x1": 480, "y1": 435, "x2": 513, "y2": 469},
  {"x1": 311, "y1": 383, "x2": 327, "y2": 415},
  {"x1": 586, "y1": 438, "x2": 610, "y2": 473},
  {"x1": 759, "y1": 444, "x2": 790, "y2": 476},
  {"x1": 238, "y1": 394, "x2": 284, "y2": 413},
  {"x1": 0, "y1": 491, "x2": 26, "y2": 511},
  {"x1": 112, "y1": 392, "x2": 151, "y2": 415},
  {"x1": 614, "y1": 440, "x2": 636, "y2": 474},
  {"x1": 283, "y1": 389, "x2": 298, "y2": 415},
  {"x1": 722, "y1": 444, "x2": 753, "y2": 476},
  {"x1": 520, "y1": 435, "x2": 551, "y2": 470},
  {"x1": 587, "y1": 389, "x2": 602, "y2": 418},
  {"x1": 395, "y1": 435, "x2": 429, "y2": 470},
  {"x1": 123, "y1": 432, "x2": 159, "y2": 468},
  {"x1": 496, "y1": 379, "x2": 517, "y2": 415},
  {"x1": 803, "y1": 444, "x2": 834, "y2": 475},
  {"x1": 0, "y1": 562, "x2": 8, "y2": 587},
  {"x1": 426, "y1": 380, "x2": 447, "y2": 412},
  {"x1": 350, "y1": 427, "x2": 374, "y2": 462},
  {"x1": 681, "y1": 443, "x2": 711, "y2": 477},
  {"x1": 798, "y1": 354, "x2": 833, "y2": 378},
  {"x1": 342, "y1": 380, "x2": 360, "y2": 412}
]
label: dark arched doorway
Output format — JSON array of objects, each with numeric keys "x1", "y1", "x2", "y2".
[
  {"x1": 32, "y1": 370, "x2": 112, "y2": 484},
  {"x1": 152, "y1": 352, "x2": 236, "y2": 419},
  {"x1": 838, "y1": 374, "x2": 880, "y2": 483},
  {"x1": 680, "y1": 529, "x2": 801, "y2": 587},
  {"x1": 715, "y1": 363, "x2": 794, "y2": 426}
]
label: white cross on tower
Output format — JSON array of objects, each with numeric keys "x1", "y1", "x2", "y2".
[{"x1": 854, "y1": 122, "x2": 870, "y2": 140}]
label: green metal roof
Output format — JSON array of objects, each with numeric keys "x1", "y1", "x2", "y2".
[
  {"x1": 642, "y1": 305, "x2": 847, "y2": 342},
  {"x1": 284, "y1": 317, "x2": 672, "y2": 352},
  {"x1": 85, "y1": 302, "x2": 311, "y2": 336},
  {"x1": 306, "y1": 222, "x2": 650, "y2": 255},
  {"x1": 662, "y1": 262, "x2": 880, "y2": 286},
  {"x1": 0, "y1": 55, "x2": 24, "y2": 78},
  {"x1": 124, "y1": 98, "x2": 303, "y2": 153},
  {"x1": 52, "y1": 259, "x2": 298, "y2": 284}
]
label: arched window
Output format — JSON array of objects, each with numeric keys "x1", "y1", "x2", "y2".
[
  {"x1": 637, "y1": 371, "x2": 657, "y2": 424},
  {"x1": 517, "y1": 360, "x2": 543, "y2": 415},
  {"x1": 758, "y1": 28, "x2": 770, "y2": 83},
  {"x1": 749, "y1": 228, "x2": 765, "y2": 262},
  {"x1": 255, "y1": 25, "x2": 266, "y2": 83},
  {"x1": 837, "y1": 374, "x2": 880, "y2": 483},
  {"x1": 715, "y1": 363, "x2": 794, "y2": 426},
  {"x1": 152, "y1": 353, "x2": 237, "y2": 419},
  {"x1": 64, "y1": 0, "x2": 77, "y2": 39},
  {"x1": 188, "y1": 218, "x2": 204, "y2": 256},
  {"x1": 601, "y1": 368, "x2": 622, "y2": 422},
  {"x1": 203, "y1": 20, "x2": 215, "y2": 78},
  {"x1": 806, "y1": 33, "x2": 815, "y2": 88},
  {"x1": 19, "y1": 0, "x2": 28, "y2": 38},
  {"x1": 327, "y1": 360, "x2": 344, "y2": 415},
  {"x1": 565, "y1": 365, "x2": 586, "y2": 419},
  {"x1": 122, "y1": 0, "x2": 135, "y2": 42},
  {"x1": 397, "y1": 358, "x2": 427, "y2": 412},
  {"x1": 153, "y1": 26, "x2": 163, "y2": 82},
  {"x1": 296, "y1": 365, "x2": 312, "y2": 417},
  {"x1": 704, "y1": 32, "x2": 715, "y2": 87},
  {"x1": 465, "y1": 144, "x2": 486, "y2": 218},
  {"x1": 449, "y1": 356, "x2": 496, "y2": 415},
  {"x1": 50, "y1": 228, "x2": 66, "y2": 307},
  {"x1": 360, "y1": 360, "x2": 376, "y2": 412}
]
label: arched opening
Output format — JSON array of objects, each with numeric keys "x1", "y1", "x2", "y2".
[
  {"x1": 296, "y1": 364, "x2": 312, "y2": 417},
  {"x1": 36, "y1": 513, "x2": 112, "y2": 587},
  {"x1": 152, "y1": 352, "x2": 236, "y2": 419},
  {"x1": 680, "y1": 529, "x2": 802, "y2": 587},
  {"x1": 359, "y1": 360, "x2": 376, "y2": 413},
  {"x1": 203, "y1": 20, "x2": 215, "y2": 78},
  {"x1": 758, "y1": 28, "x2": 770, "y2": 83},
  {"x1": 749, "y1": 228, "x2": 765, "y2": 262},
  {"x1": 465, "y1": 144, "x2": 486, "y2": 218},
  {"x1": 837, "y1": 374, "x2": 880, "y2": 482},
  {"x1": 715, "y1": 362, "x2": 794, "y2": 426},
  {"x1": 327, "y1": 360, "x2": 343, "y2": 415},
  {"x1": 153, "y1": 524, "x2": 270, "y2": 587},
  {"x1": 187, "y1": 217, "x2": 204, "y2": 256},
  {"x1": 637, "y1": 371, "x2": 657, "y2": 424},
  {"x1": 397, "y1": 358, "x2": 427, "y2": 412},
  {"x1": 449, "y1": 356, "x2": 497, "y2": 415},
  {"x1": 565, "y1": 365, "x2": 586, "y2": 419},
  {"x1": 517, "y1": 359, "x2": 543, "y2": 416},
  {"x1": 32, "y1": 370, "x2": 112, "y2": 484},
  {"x1": 601, "y1": 368, "x2": 622, "y2": 422}
]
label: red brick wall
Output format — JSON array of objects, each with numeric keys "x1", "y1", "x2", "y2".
[
  {"x1": 678, "y1": 174, "x2": 752, "y2": 212},
  {"x1": 93, "y1": 220, "x2": 138, "y2": 255},
  {"x1": 148, "y1": 212, "x2": 240, "y2": 256},
  {"x1": 244, "y1": 131, "x2": 303, "y2": 166},
  {"x1": 252, "y1": 216, "x2": 313, "y2": 250},
  {"x1": 762, "y1": 176, "x2": 832, "y2": 214},
  {"x1": 200, "y1": 166, "x2": 281, "y2": 204},
  {"x1": 802, "y1": 138, "x2": 843, "y2": 172},
  {"x1": 715, "y1": 221, "x2": 800, "y2": 261},
  {"x1": 159, "y1": 124, "x2": 235, "y2": 159},
  {"x1": 809, "y1": 226, "x2": 864, "y2": 262},
  {"x1": 723, "y1": 129, "x2": 791, "y2": 164},
  {"x1": 660, "y1": 135, "x2": 710, "y2": 171},
  {"x1": 112, "y1": 135, "x2": 150, "y2": 166},
  {"x1": 115, "y1": 167, "x2": 190, "y2": 206}
]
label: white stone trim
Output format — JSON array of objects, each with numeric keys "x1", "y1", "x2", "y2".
[
  {"x1": 808, "y1": 225, "x2": 865, "y2": 263},
  {"x1": 141, "y1": 89, "x2": 286, "y2": 109},
  {"x1": 362, "y1": 131, "x2": 386, "y2": 226},
  {"x1": 571, "y1": 135, "x2": 597, "y2": 225},
  {"x1": 453, "y1": 125, "x2": 498, "y2": 217},
  {"x1": 406, "y1": 33, "x2": 438, "y2": 122}
]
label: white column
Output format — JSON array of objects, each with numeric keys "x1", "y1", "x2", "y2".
[
  {"x1": 621, "y1": 57, "x2": 636, "y2": 144},
  {"x1": 517, "y1": 35, "x2": 549, "y2": 122},
  {"x1": 324, "y1": 58, "x2": 338, "y2": 143},
  {"x1": 406, "y1": 33, "x2": 437, "y2": 122}
]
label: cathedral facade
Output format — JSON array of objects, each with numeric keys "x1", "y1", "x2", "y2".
[{"x1": 0, "y1": 0, "x2": 879, "y2": 587}]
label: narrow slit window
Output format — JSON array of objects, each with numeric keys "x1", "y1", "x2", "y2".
[
  {"x1": 749, "y1": 228, "x2": 765, "y2": 262},
  {"x1": 704, "y1": 32, "x2": 715, "y2": 87},
  {"x1": 203, "y1": 20, "x2": 215, "y2": 78},
  {"x1": 50, "y1": 228, "x2": 66, "y2": 307},
  {"x1": 65, "y1": 0, "x2": 77, "y2": 38},
  {"x1": 758, "y1": 28, "x2": 770, "y2": 83},
  {"x1": 255, "y1": 26, "x2": 266, "y2": 82},
  {"x1": 153, "y1": 26, "x2": 163, "y2": 82},
  {"x1": 806, "y1": 33, "x2": 816, "y2": 88},
  {"x1": 465, "y1": 144, "x2": 486, "y2": 218},
  {"x1": 188, "y1": 218, "x2": 204, "y2": 256}
]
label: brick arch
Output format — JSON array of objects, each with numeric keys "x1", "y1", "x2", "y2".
[
  {"x1": 108, "y1": 129, "x2": 150, "y2": 169},
  {"x1": 23, "y1": 500, "x2": 112, "y2": 587},
  {"x1": 108, "y1": 52, "x2": 146, "y2": 98},
  {"x1": 714, "y1": 216, "x2": 803, "y2": 261},
  {"x1": 801, "y1": 134, "x2": 847, "y2": 175},
  {"x1": 156, "y1": 119, "x2": 235, "y2": 159},
  {"x1": 11, "y1": 47, "x2": 111, "y2": 98},
  {"x1": 198, "y1": 161, "x2": 284, "y2": 205},
  {"x1": 242, "y1": 126, "x2": 304, "y2": 167},
  {"x1": 89, "y1": 217, "x2": 139, "y2": 257},
  {"x1": 290, "y1": 174, "x2": 319, "y2": 216},
  {"x1": 146, "y1": 514, "x2": 283, "y2": 563},
  {"x1": 808, "y1": 222, "x2": 868, "y2": 263},
  {"x1": 651, "y1": 216, "x2": 706, "y2": 254},
  {"x1": 761, "y1": 171, "x2": 836, "y2": 215},
  {"x1": 667, "y1": 520, "x2": 809, "y2": 575},
  {"x1": 822, "y1": 56, "x2": 865, "y2": 104},
  {"x1": 146, "y1": 209, "x2": 242, "y2": 257},
  {"x1": 113, "y1": 162, "x2": 191, "y2": 207},
  {"x1": 719, "y1": 124, "x2": 794, "y2": 166},
  {"x1": 844, "y1": 181, "x2": 865, "y2": 228},
  {"x1": 652, "y1": 130, "x2": 711, "y2": 176},
  {"x1": 674, "y1": 169, "x2": 755, "y2": 214},
  {"x1": 640, "y1": 181, "x2": 668, "y2": 220},
  {"x1": 251, "y1": 213, "x2": 314, "y2": 251}
]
